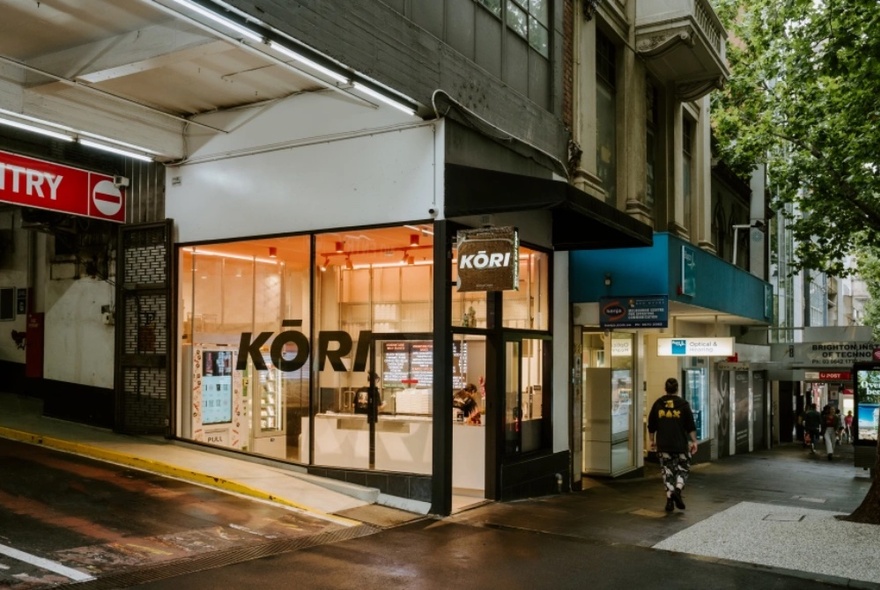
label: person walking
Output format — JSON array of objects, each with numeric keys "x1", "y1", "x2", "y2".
[
  {"x1": 844, "y1": 410, "x2": 854, "y2": 444},
  {"x1": 802, "y1": 403, "x2": 821, "y2": 454},
  {"x1": 821, "y1": 404, "x2": 842, "y2": 460},
  {"x1": 647, "y1": 377, "x2": 698, "y2": 513}
]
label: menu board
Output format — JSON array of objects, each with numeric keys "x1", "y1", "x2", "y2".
[
  {"x1": 202, "y1": 349, "x2": 233, "y2": 425},
  {"x1": 381, "y1": 340, "x2": 468, "y2": 390},
  {"x1": 410, "y1": 342, "x2": 433, "y2": 386},
  {"x1": 382, "y1": 341, "x2": 410, "y2": 387}
]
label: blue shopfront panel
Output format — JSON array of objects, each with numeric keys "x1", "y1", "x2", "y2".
[{"x1": 570, "y1": 233, "x2": 770, "y2": 324}]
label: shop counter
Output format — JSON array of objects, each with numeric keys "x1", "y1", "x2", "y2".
[
  {"x1": 452, "y1": 421, "x2": 485, "y2": 492},
  {"x1": 300, "y1": 414, "x2": 485, "y2": 492}
]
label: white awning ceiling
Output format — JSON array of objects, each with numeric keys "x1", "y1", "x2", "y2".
[{"x1": 0, "y1": 0, "x2": 418, "y2": 162}]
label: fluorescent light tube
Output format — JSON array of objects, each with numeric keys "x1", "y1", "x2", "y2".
[
  {"x1": 353, "y1": 82, "x2": 416, "y2": 116},
  {"x1": 79, "y1": 139, "x2": 154, "y2": 162},
  {"x1": 167, "y1": 0, "x2": 262, "y2": 42},
  {"x1": 0, "y1": 117, "x2": 74, "y2": 142},
  {"x1": 268, "y1": 41, "x2": 349, "y2": 84}
]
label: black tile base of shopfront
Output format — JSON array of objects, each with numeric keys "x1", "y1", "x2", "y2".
[{"x1": 309, "y1": 466, "x2": 433, "y2": 504}]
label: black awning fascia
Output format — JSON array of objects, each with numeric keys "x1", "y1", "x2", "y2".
[{"x1": 444, "y1": 164, "x2": 652, "y2": 250}]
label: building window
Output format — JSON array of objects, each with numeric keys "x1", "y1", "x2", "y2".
[
  {"x1": 476, "y1": 0, "x2": 549, "y2": 57},
  {"x1": 0, "y1": 287, "x2": 13, "y2": 321},
  {"x1": 682, "y1": 116, "x2": 694, "y2": 229},
  {"x1": 476, "y1": 0, "x2": 501, "y2": 17},
  {"x1": 597, "y1": 30, "x2": 617, "y2": 205},
  {"x1": 712, "y1": 199, "x2": 726, "y2": 257},
  {"x1": 505, "y1": 0, "x2": 549, "y2": 57},
  {"x1": 646, "y1": 80, "x2": 658, "y2": 210}
]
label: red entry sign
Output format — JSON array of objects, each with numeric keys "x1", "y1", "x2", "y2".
[{"x1": 0, "y1": 150, "x2": 125, "y2": 222}]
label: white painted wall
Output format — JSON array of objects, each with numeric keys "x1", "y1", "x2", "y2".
[
  {"x1": 44, "y1": 277, "x2": 115, "y2": 387},
  {"x1": 168, "y1": 92, "x2": 440, "y2": 243},
  {"x1": 0, "y1": 209, "x2": 28, "y2": 364}
]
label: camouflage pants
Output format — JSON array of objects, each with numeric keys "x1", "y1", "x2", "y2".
[{"x1": 658, "y1": 452, "x2": 691, "y2": 497}]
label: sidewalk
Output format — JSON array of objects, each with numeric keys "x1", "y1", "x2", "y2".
[
  {"x1": 0, "y1": 392, "x2": 426, "y2": 527},
  {"x1": 453, "y1": 438, "x2": 879, "y2": 588},
  {"x1": 2, "y1": 390, "x2": 878, "y2": 588}
]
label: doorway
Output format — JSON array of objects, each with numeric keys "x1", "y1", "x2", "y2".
[
  {"x1": 581, "y1": 331, "x2": 636, "y2": 476},
  {"x1": 451, "y1": 335, "x2": 487, "y2": 509}
]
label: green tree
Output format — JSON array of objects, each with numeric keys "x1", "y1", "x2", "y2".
[
  {"x1": 713, "y1": 0, "x2": 880, "y2": 277},
  {"x1": 713, "y1": 0, "x2": 880, "y2": 525},
  {"x1": 857, "y1": 251, "x2": 880, "y2": 339}
]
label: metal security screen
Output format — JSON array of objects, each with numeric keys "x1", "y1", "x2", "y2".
[{"x1": 115, "y1": 220, "x2": 172, "y2": 434}]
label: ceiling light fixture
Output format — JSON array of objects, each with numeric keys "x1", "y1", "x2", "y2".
[
  {"x1": 409, "y1": 234, "x2": 420, "y2": 247},
  {"x1": 405, "y1": 224, "x2": 434, "y2": 236},
  {"x1": 182, "y1": 247, "x2": 277, "y2": 265},
  {"x1": 335, "y1": 241, "x2": 345, "y2": 253},
  {"x1": 0, "y1": 116, "x2": 74, "y2": 142},
  {"x1": 319, "y1": 257, "x2": 329, "y2": 272},
  {"x1": 167, "y1": 0, "x2": 263, "y2": 42},
  {"x1": 268, "y1": 41, "x2": 349, "y2": 84},
  {"x1": 268, "y1": 246, "x2": 277, "y2": 258},
  {"x1": 353, "y1": 82, "x2": 416, "y2": 116},
  {"x1": 345, "y1": 256, "x2": 354, "y2": 270},
  {"x1": 0, "y1": 109, "x2": 160, "y2": 160},
  {"x1": 78, "y1": 139, "x2": 154, "y2": 162}
]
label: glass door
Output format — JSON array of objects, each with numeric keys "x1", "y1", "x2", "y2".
[
  {"x1": 609, "y1": 332, "x2": 634, "y2": 474},
  {"x1": 581, "y1": 331, "x2": 636, "y2": 476},
  {"x1": 504, "y1": 337, "x2": 547, "y2": 456}
]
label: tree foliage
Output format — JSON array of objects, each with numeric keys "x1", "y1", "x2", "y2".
[
  {"x1": 855, "y1": 250, "x2": 880, "y2": 338},
  {"x1": 712, "y1": 0, "x2": 880, "y2": 276}
]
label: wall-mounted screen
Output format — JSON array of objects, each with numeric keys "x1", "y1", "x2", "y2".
[
  {"x1": 854, "y1": 363, "x2": 880, "y2": 445},
  {"x1": 202, "y1": 349, "x2": 233, "y2": 425}
]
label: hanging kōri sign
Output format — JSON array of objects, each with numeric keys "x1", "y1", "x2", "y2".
[{"x1": 456, "y1": 226, "x2": 519, "y2": 292}]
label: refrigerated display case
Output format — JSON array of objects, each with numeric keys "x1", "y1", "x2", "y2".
[{"x1": 250, "y1": 352, "x2": 286, "y2": 458}]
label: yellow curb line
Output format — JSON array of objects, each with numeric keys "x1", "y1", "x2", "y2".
[{"x1": 0, "y1": 426, "x2": 360, "y2": 527}]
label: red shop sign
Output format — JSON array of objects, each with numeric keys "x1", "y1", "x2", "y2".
[
  {"x1": 819, "y1": 371, "x2": 851, "y2": 381},
  {"x1": 0, "y1": 150, "x2": 125, "y2": 223}
]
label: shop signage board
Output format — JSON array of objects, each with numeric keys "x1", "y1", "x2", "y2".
[
  {"x1": 599, "y1": 295, "x2": 668, "y2": 328},
  {"x1": 456, "y1": 226, "x2": 518, "y2": 292},
  {"x1": 717, "y1": 362, "x2": 749, "y2": 371},
  {"x1": 16, "y1": 287, "x2": 26, "y2": 315},
  {"x1": 657, "y1": 337, "x2": 734, "y2": 357},
  {"x1": 789, "y1": 342, "x2": 877, "y2": 367},
  {"x1": 0, "y1": 149, "x2": 125, "y2": 223},
  {"x1": 681, "y1": 246, "x2": 696, "y2": 296},
  {"x1": 804, "y1": 371, "x2": 851, "y2": 381}
]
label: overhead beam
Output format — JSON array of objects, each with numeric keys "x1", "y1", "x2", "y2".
[
  {"x1": 0, "y1": 77, "x2": 185, "y2": 160},
  {"x1": 26, "y1": 23, "x2": 231, "y2": 87}
]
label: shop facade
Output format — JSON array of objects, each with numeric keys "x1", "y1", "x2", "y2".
[
  {"x1": 769, "y1": 327, "x2": 875, "y2": 460},
  {"x1": 569, "y1": 232, "x2": 772, "y2": 484},
  {"x1": 166, "y1": 95, "x2": 652, "y2": 514}
]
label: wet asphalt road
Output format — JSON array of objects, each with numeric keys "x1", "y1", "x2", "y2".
[
  {"x1": 0, "y1": 438, "x2": 365, "y2": 589},
  {"x1": 122, "y1": 516, "x2": 850, "y2": 590},
  {"x1": 0, "y1": 436, "x2": 871, "y2": 589}
]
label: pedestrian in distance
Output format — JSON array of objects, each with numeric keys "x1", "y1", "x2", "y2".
[
  {"x1": 648, "y1": 377, "x2": 698, "y2": 513},
  {"x1": 844, "y1": 410, "x2": 854, "y2": 444},
  {"x1": 821, "y1": 404, "x2": 842, "y2": 460},
  {"x1": 802, "y1": 403, "x2": 821, "y2": 454}
]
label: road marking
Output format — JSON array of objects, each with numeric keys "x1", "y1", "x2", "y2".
[{"x1": 0, "y1": 543, "x2": 93, "y2": 582}]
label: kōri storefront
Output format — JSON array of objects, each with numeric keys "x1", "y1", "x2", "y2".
[
  {"x1": 177, "y1": 224, "x2": 552, "y2": 506},
  {"x1": 167, "y1": 102, "x2": 652, "y2": 513}
]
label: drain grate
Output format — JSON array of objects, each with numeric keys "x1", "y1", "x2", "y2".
[
  {"x1": 56, "y1": 524, "x2": 380, "y2": 589},
  {"x1": 763, "y1": 513, "x2": 805, "y2": 522}
]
